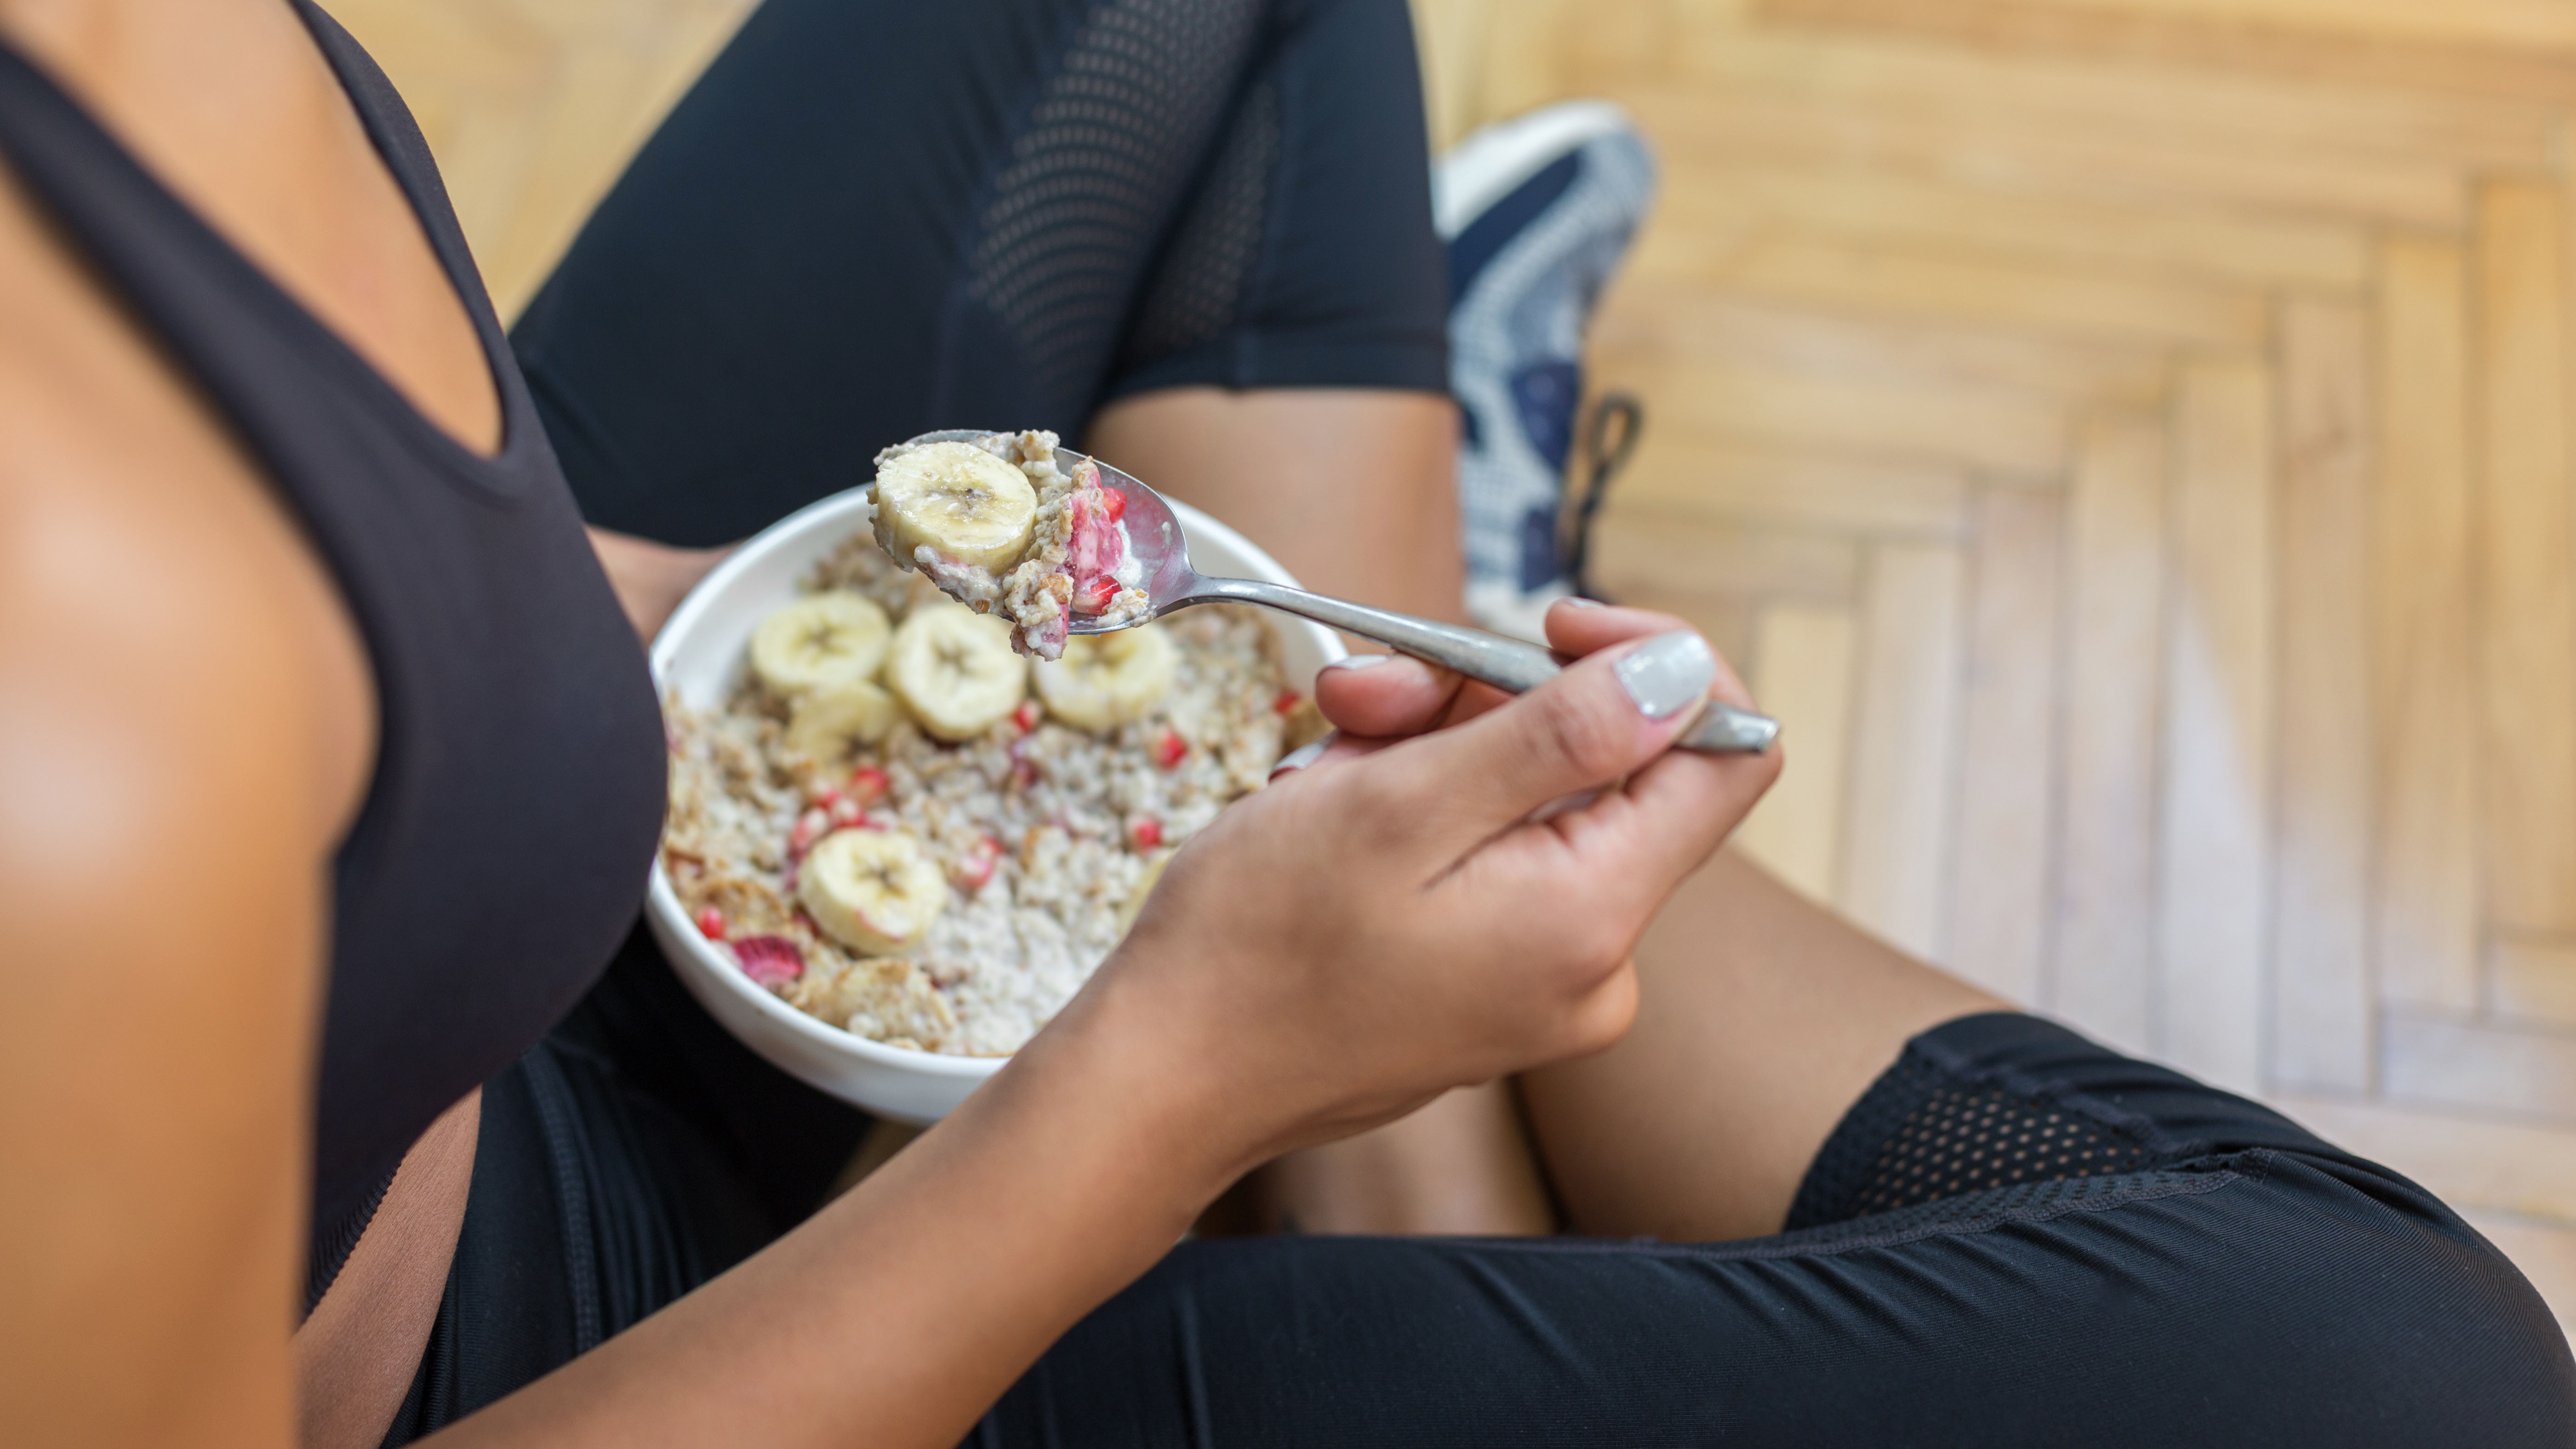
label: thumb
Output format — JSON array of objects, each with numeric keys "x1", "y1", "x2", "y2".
[{"x1": 1367, "y1": 630, "x2": 1718, "y2": 854}]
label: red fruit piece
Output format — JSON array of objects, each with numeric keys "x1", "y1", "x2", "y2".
[
  {"x1": 695, "y1": 907, "x2": 726, "y2": 941},
  {"x1": 1012, "y1": 699, "x2": 1043, "y2": 734},
  {"x1": 788, "y1": 807, "x2": 830, "y2": 859},
  {"x1": 1072, "y1": 575, "x2": 1120, "y2": 615},
  {"x1": 1064, "y1": 475, "x2": 1128, "y2": 612},
  {"x1": 953, "y1": 835, "x2": 1006, "y2": 891},
  {"x1": 1102, "y1": 487, "x2": 1127, "y2": 523},
  {"x1": 846, "y1": 765, "x2": 891, "y2": 808},
  {"x1": 732, "y1": 935, "x2": 803, "y2": 987},
  {"x1": 1127, "y1": 816, "x2": 1164, "y2": 852},
  {"x1": 1152, "y1": 729, "x2": 1188, "y2": 769},
  {"x1": 1273, "y1": 689, "x2": 1303, "y2": 715}
]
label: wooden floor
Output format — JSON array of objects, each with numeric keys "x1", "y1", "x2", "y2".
[{"x1": 335, "y1": 0, "x2": 2576, "y2": 1334}]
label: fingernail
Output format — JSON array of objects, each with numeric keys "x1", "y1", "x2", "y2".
[
  {"x1": 1561, "y1": 596, "x2": 1607, "y2": 610},
  {"x1": 1269, "y1": 731, "x2": 1338, "y2": 779},
  {"x1": 1614, "y1": 631, "x2": 1716, "y2": 720},
  {"x1": 1322, "y1": 653, "x2": 1399, "y2": 672}
]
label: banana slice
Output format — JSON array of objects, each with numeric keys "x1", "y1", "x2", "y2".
[
  {"x1": 885, "y1": 601, "x2": 1027, "y2": 740},
  {"x1": 799, "y1": 828, "x2": 949, "y2": 955},
  {"x1": 783, "y1": 679, "x2": 900, "y2": 768},
  {"x1": 873, "y1": 442, "x2": 1039, "y2": 574},
  {"x1": 1031, "y1": 624, "x2": 1175, "y2": 731},
  {"x1": 749, "y1": 592, "x2": 891, "y2": 696}
]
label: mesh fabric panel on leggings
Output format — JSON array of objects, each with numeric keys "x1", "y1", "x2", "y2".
[{"x1": 965, "y1": 0, "x2": 1268, "y2": 405}]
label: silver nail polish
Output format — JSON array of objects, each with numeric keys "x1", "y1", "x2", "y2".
[
  {"x1": 1322, "y1": 652, "x2": 1399, "y2": 671},
  {"x1": 1269, "y1": 731, "x2": 1338, "y2": 777},
  {"x1": 1613, "y1": 632, "x2": 1716, "y2": 720}
]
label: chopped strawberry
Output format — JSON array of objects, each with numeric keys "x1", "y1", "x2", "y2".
[
  {"x1": 1064, "y1": 475, "x2": 1129, "y2": 614},
  {"x1": 1152, "y1": 729, "x2": 1188, "y2": 770},
  {"x1": 846, "y1": 765, "x2": 891, "y2": 807},
  {"x1": 811, "y1": 786, "x2": 846, "y2": 812},
  {"x1": 953, "y1": 835, "x2": 1005, "y2": 891},
  {"x1": 1012, "y1": 699, "x2": 1043, "y2": 734},
  {"x1": 1273, "y1": 689, "x2": 1303, "y2": 715},
  {"x1": 788, "y1": 807, "x2": 829, "y2": 859},
  {"x1": 732, "y1": 935, "x2": 804, "y2": 987},
  {"x1": 1127, "y1": 816, "x2": 1164, "y2": 852},
  {"x1": 694, "y1": 907, "x2": 726, "y2": 941},
  {"x1": 1072, "y1": 575, "x2": 1120, "y2": 615},
  {"x1": 1102, "y1": 488, "x2": 1127, "y2": 522}
]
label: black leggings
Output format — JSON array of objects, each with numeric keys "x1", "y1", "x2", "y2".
[
  {"x1": 509, "y1": 0, "x2": 1450, "y2": 548},
  {"x1": 390, "y1": 939, "x2": 2571, "y2": 1445},
  {"x1": 417, "y1": 0, "x2": 2574, "y2": 1441}
]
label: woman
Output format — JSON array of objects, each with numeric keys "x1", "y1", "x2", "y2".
[{"x1": 1, "y1": 3, "x2": 2566, "y2": 1448}]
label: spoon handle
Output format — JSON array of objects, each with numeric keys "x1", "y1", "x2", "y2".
[{"x1": 1180, "y1": 577, "x2": 1778, "y2": 754}]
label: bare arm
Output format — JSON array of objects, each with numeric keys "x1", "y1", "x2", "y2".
[
  {"x1": 586, "y1": 527, "x2": 731, "y2": 640},
  {"x1": 0, "y1": 166, "x2": 374, "y2": 1446}
]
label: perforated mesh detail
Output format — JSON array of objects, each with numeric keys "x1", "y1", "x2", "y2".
[
  {"x1": 967, "y1": 0, "x2": 1268, "y2": 405},
  {"x1": 1787, "y1": 1036, "x2": 2172, "y2": 1231},
  {"x1": 1122, "y1": 74, "x2": 1279, "y2": 367},
  {"x1": 1849, "y1": 1085, "x2": 2157, "y2": 1216},
  {"x1": 1762, "y1": 1167, "x2": 2234, "y2": 1257}
]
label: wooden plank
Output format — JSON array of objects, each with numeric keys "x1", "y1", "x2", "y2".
[
  {"x1": 2473, "y1": 183, "x2": 2576, "y2": 936},
  {"x1": 335, "y1": 0, "x2": 761, "y2": 319},
  {"x1": 2490, "y1": 937, "x2": 2576, "y2": 1029},
  {"x1": 2155, "y1": 358, "x2": 2273, "y2": 1095},
  {"x1": 2373, "y1": 239, "x2": 2482, "y2": 1013},
  {"x1": 1736, "y1": 604, "x2": 1862, "y2": 902},
  {"x1": 1945, "y1": 486, "x2": 2064, "y2": 1004},
  {"x1": 1603, "y1": 583, "x2": 1761, "y2": 690},
  {"x1": 1839, "y1": 542, "x2": 1968, "y2": 960},
  {"x1": 2048, "y1": 411, "x2": 2166, "y2": 1054},
  {"x1": 1648, "y1": 156, "x2": 2371, "y2": 291},
  {"x1": 1858, "y1": 0, "x2": 2576, "y2": 52},
  {"x1": 2456, "y1": 1210, "x2": 2576, "y2": 1341},
  {"x1": 2268, "y1": 297, "x2": 2374, "y2": 1092},
  {"x1": 1588, "y1": 352, "x2": 2075, "y2": 478},
  {"x1": 1652, "y1": 23, "x2": 2561, "y2": 173},
  {"x1": 1622, "y1": 86, "x2": 2468, "y2": 231},
  {"x1": 2270, "y1": 1090, "x2": 2576, "y2": 1221},
  {"x1": 1712, "y1": 232, "x2": 2269, "y2": 351},
  {"x1": 1593, "y1": 277, "x2": 2171, "y2": 404},
  {"x1": 2384, "y1": 1010, "x2": 2576, "y2": 1125},
  {"x1": 1750, "y1": 0, "x2": 2576, "y2": 106},
  {"x1": 1581, "y1": 431, "x2": 1974, "y2": 541},
  {"x1": 1589, "y1": 506, "x2": 1864, "y2": 605}
]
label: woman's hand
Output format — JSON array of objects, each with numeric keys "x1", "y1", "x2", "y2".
[{"x1": 1063, "y1": 600, "x2": 1782, "y2": 1177}]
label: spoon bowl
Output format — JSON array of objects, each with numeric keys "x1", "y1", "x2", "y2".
[{"x1": 896, "y1": 431, "x2": 1779, "y2": 753}]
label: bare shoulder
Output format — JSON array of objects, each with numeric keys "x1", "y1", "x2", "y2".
[{"x1": 0, "y1": 157, "x2": 365, "y2": 1439}]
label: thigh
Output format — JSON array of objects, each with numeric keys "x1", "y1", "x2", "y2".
[
  {"x1": 974, "y1": 1017, "x2": 2574, "y2": 1448},
  {"x1": 510, "y1": 0, "x2": 1355, "y2": 546}
]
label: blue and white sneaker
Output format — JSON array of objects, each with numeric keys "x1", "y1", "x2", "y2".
[{"x1": 1437, "y1": 101, "x2": 1656, "y2": 641}]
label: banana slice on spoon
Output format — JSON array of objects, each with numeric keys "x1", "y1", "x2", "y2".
[{"x1": 871, "y1": 441, "x2": 1039, "y2": 577}]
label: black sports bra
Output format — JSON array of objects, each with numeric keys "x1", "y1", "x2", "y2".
[{"x1": 0, "y1": 5, "x2": 666, "y2": 1304}]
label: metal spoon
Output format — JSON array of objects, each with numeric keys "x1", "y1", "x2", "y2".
[{"x1": 899, "y1": 431, "x2": 1780, "y2": 753}]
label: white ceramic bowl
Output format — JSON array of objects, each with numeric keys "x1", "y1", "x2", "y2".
[{"x1": 647, "y1": 486, "x2": 1344, "y2": 1124}]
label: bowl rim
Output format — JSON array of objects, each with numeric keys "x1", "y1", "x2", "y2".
[{"x1": 646, "y1": 483, "x2": 1339, "y2": 1080}]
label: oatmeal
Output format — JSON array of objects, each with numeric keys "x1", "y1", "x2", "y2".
[
  {"x1": 661, "y1": 531, "x2": 1325, "y2": 1056},
  {"x1": 870, "y1": 430, "x2": 1148, "y2": 660}
]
